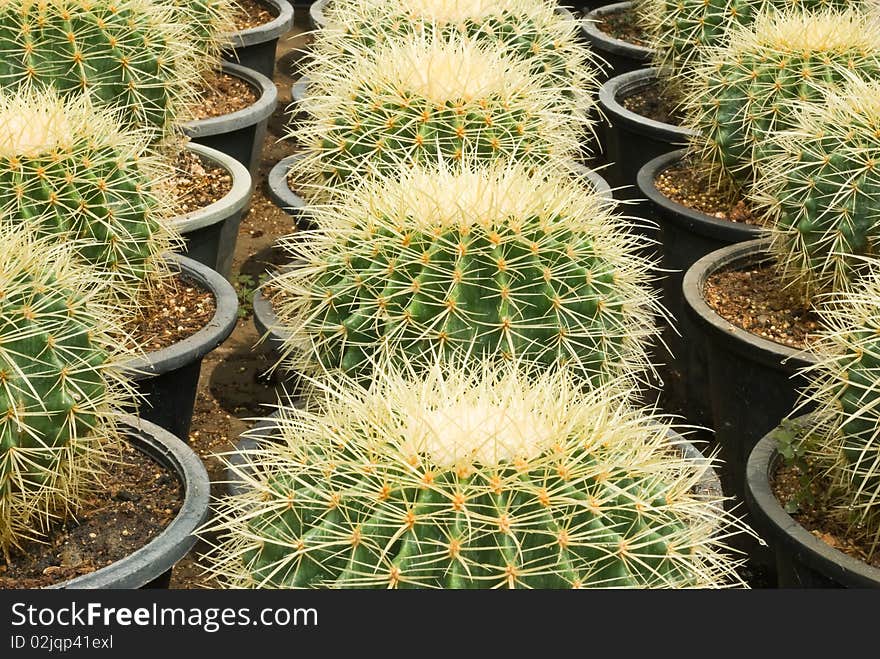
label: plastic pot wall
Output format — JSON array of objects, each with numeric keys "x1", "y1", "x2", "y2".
[
  {"x1": 171, "y1": 142, "x2": 253, "y2": 281},
  {"x1": 124, "y1": 255, "x2": 238, "y2": 442},
  {"x1": 182, "y1": 61, "x2": 278, "y2": 185},
  {"x1": 223, "y1": 0, "x2": 294, "y2": 79},
  {"x1": 637, "y1": 149, "x2": 763, "y2": 425},
  {"x1": 598, "y1": 68, "x2": 696, "y2": 203},
  {"x1": 682, "y1": 239, "x2": 817, "y2": 505},
  {"x1": 50, "y1": 415, "x2": 210, "y2": 589},
  {"x1": 746, "y1": 419, "x2": 880, "y2": 588}
]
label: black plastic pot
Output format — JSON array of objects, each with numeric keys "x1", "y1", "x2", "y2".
[
  {"x1": 598, "y1": 68, "x2": 696, "y2": 199},
  {"x1": 682, "y1": 238, "x2": 818, "y2": 506},
  {"x1": 50, "y1": 415, "x2": 210, "y2": 589},
  {"x1": 182, "y1": 61, "x2": 278, "y2": 184},
  {"x1": 581, "y1": 3, "x2": 653, "y2": 83},
  {"x1": 746, "y1": 417, "x2": 880, "y2": 587},
  {"x1": 637, "y1": 149, "x2": 764, "y2": 424},
  {"x1": 223, "y1": 0, "x2": 293, "y2": 79},
  {"x1": 124, "y1": 254, "x2": 239, "y2": 442},
  {"x1": 171, "y1": 142, "x2": 253, "y2": 281}
]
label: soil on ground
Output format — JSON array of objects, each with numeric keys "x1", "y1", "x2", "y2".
[
  {"x1": 192, "y1": 70, "x2": 259, "y2": 120},
  {"x1": 234, "y1": 0, "x2": 277, "y2": 31},
  {"x1": 596, "y1": 6, "x2": 649, "y2": 47},
  {"x1": 704, "y1": 263, "x2": 820, "y2": 350},
  {"x1": 0, "y1": 446, "x2": 182, "y2": 588},
  {"x1": 162, "y1": 148, "x2": 234, "y2": 216},
  {"x1": 655, "y1": 158, "x2": 762, "y2": 225},
  {"x1": 621, "y1": 81, "x2": 685, "y2": 125}
]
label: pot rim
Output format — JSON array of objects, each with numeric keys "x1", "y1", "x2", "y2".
[
  {"x1": 49, "y1": 415, "x2": 210, "y2": 589},
  {"x1": 123, "y1": 253, "x2": 239, "y2": 378},
  {"x1": 170, "y1": 142, "x2": 252, "y2": 234},
  {"x1": 182, "y1": 61, "x2": 278, "y2": 137},
  {"x1": 581, "y1": 2, "x2": 654, "y2": 60},
  {"x1": 746, "y1": 416, "x2": 880, "y2": 587},
  {"x1": 225, "y1": 0, "x2": 294, "y2": 48}
]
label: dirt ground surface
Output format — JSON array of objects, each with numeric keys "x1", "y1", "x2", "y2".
[{"x1": 169, "y1": 19, "x2": 312, "y2": 589}]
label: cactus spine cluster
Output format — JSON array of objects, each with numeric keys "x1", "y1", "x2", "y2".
[
  {"x1": 754, "y1": 78, "x2": 880, "y2": 298},
  {"x1": 270, "y1": 162, "x2": 662, "y2": 387},
  {"x1": 288, "y1": 34, "x2": 591, "y2": 197},
  {"x1": 794, "y1": 271, "x2": 880, "y2": 552},
  {"x1": 0, "y1": 89, "x2": 180, "y2": 308},
  {"x1": 310, "y1": 0, "x2": 599, "y2": 114},
  {"x1": 0, "y1": 0, "x2": 204, "y2": 139},
  {"x1": 202, "y1": 360, "x2": 748, "y2": 588},
  {"x1": 0, "y1": 227, "x2": 134, "y2": 558},
  {"x1": 683, "y1": 7, "x2": 880, "y2": 189}
]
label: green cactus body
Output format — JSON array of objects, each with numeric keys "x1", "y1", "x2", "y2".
[
  {"x1": 272, "y1": 164, "x2": 662, "y2": 386},
  {"x1": 798, "y1": 271, "x2": 880, "y2": 536},
  {"x1": 756, "y1": 80, "x2": 880, "y2": 297},
  {"x1": 0, "y1": 91, "x2": 179, "y2": 306},
  {"x1": 315, "y1": 0, "x2": 598, "y2": 108},
  {"x1": 0, "y1": 228, "x2": 131, "y2": 555},
  {"x1": 640, "y1": 0, "x2": 853, "y2": 85},
  {"x1": 684, "y1": 8, "x2": 880, "y2": 189},
  {"x1": 204, "y1": 363, "x2": 748, "y2": 588},
  {"x1": 0, "y1": 0, "x2": 199, "y2": 138},
  {"x1": 289, "y1": 35, "x2": 589, "y2": 197}
]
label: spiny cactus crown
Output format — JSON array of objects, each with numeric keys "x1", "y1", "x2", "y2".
[
  {"x1": 201, "y1": 359, "x2": 749, "y2": 588},
  {"x1": 0, "y1": 226, "x2": 134, "y2": 557},
  {"x1": 270, "y1": 161, "x2": 663, "y2": 387},
  {"x1": 0, "y1": 89, "x2": 181, "y2": 308},
  {"x1": 288, "y1": 34, "x2": 591, "y2": 198},
  {"x1": 753, "y1": 78, "x2": 880, "y2": 299},
  {"x1": 312, "y1": 0, "x2": 600, "y2": 114},
  {"x1": 0, "y1": 0, "x2": 203, "y2": 140},
  {"x1": 637, "y1": 0, "x2": 856, "y2": 88},
  {"x1": 794, "y1": 269, "x2": 880, "y2": 552},
  {"x1": 683, "y1": 7, "x2": 880, "y2": 189}
]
